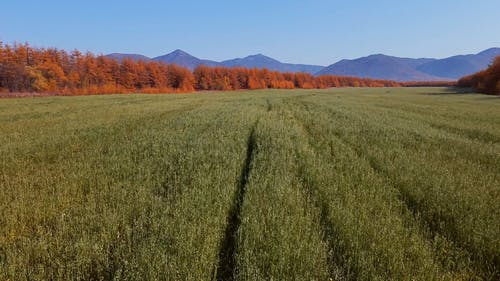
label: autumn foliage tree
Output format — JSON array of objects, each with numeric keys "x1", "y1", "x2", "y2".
[
  {"x1": 1, "y1": 42, "x2": 403, "y2": 96},
  {"x1": 458, "y1": 56, "x2": 500, "y2": 95},
  {"x1": 192, "y1": 66, "x2": 399, "y2": 91},
  {"x1": 0, "y1": 43, "x2": 195, "y2": 95}
]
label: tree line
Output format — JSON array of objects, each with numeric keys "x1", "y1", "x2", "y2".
[
  {"x1": 0, "y1": 42, "x2": 194, "y2": 94},
  {"x1": 0, "y1": 42, "x2": 404, "y2": 95},
  {"x1": 458, "y1": 56, "x2": 500, "y2": 95}
]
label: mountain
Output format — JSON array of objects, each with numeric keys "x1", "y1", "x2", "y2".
[
  {"x1": 152, "y1": 49, "x2": 220, "y2": 70},
  {"x1": 221, "y1": 54, "x2": 324, "y2": 74},
  {"x1": 316, "y1": 54, "x2": 447, "y2": 81},
  {"x1": 317, "y1": 48, "x2": 500, "y2": 81},
  {"x1": 105, "y1": 48, "x2": 500, "y2": 81},
  {"x1": 416, "y1": 48, "x2": 500, "y2": 79},
  {"x1": 105, "y1": 53, "x2": 151, "y2": 62}
]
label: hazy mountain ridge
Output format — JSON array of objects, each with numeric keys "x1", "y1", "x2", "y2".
[
  {"x1": 106, "y1": 48, "x2": 500, "y2": 81},
  {"x1": 415, "y1": 48, "x2": 500, "y2": 79},
  {"x1": 221, "y1": 54, "x2": 324, "y2": 74},
  {"x1": 318, "y1": 48, "x2": 500, "y2": 81},
  {"x1": 316, "y1": 54, "x2": 447, "y2": 81},
  {"x1": 106, "y1": 51, "x2": 324, "y2": 74}
]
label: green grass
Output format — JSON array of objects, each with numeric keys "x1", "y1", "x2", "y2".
[{"x1": 0, "y1": 88, "x2": 498, "y2": 280}]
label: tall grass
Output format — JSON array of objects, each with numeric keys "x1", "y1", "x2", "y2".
[
  {"x1": 0, "y1": 88, "x2": 498, "y2": 280},
  {"x1": 235, "y1": 108, "x2": 331, "y2": 280},
  {"x1": 287, "y1": 88, "x2": 499, "y2": 280}
]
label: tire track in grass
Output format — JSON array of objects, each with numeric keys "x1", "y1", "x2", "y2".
[
  {"x1": 296, "y1": 99, "x2": 455, "y2": 270},
  {"x1": 290, "y1": 114, "x2": 360, "y2": 281},
  {"x1": 313, "y1": 104, "x2": 496, "y2": 279},
  {"x1": 266, "y1": 99, "x2": 272, "y2": 112},
  {"x1": 296, "y1": 162, "x2": 348, "y2": 281},
  {"x1": 330, "y1": 134, "x2": 477, "y2": 279},
  {"x1": 344, "y1": 141, "x2": 497, "y2": 280},
  {"x1": 233, "y1": 109, "x2": 331, "y2": 280},
  {"x1": 149, "y1": 104, "x2": 263, "y2": 280},
  {"x1": 282, "y1": 99, "x2": 368, "y2": 280},
  {"x1": 266, "y1": 103, "x2": 350, "y2": 280},
  {"x1": 279, "y1": 107, "x2": 347, "y2": 280},
  {"x1": 291, "y1": 98, "x2": 496, "y2": 279},
  {"x1": 284, "y1": 99, "x2": 445, "y2": 280},
  {"x1": 216, "y1": 124, "x2": 257, "y2": 281}
]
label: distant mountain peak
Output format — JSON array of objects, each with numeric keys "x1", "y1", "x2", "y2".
[
  {"x1": 170, "y1": 49, "x2": 191, "y2": 56},
  {"x1": 152, "y1": 50, "x2": 219, "y2": 70},
  {"x1": 161, "y1": 49, "x2": 196, "y2": 59},
  {"x1": 249, "y1": 53, "x2": 267, "y2": 58},
  {"x1": 244, "y1": 54, "x2": 279, "y2": 62},
  {"x1": 370, "y1": 53, "x2": 388, "y2": 57}
]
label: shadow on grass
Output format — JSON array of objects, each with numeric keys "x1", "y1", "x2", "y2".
[{"x1": 422, "y1": 87, "x2": 499, "y2": 96}]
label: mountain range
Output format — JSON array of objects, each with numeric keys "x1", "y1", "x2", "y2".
[
  {"x1": 106, "y1": 50, "x2": 323, "y2": 74},
  {"x1": 106, "y1": 48, "x2": 500, "y2": 81}
]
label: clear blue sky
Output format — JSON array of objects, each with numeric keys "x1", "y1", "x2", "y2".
[{"x1": 1, "y1": 0, "x2": 499, "y2": 65}]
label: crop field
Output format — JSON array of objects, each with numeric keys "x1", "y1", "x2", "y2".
[{"x1": 0, "y1": 88, "x2": 499, "y2": 280}]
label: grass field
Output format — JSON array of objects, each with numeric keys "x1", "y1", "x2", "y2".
[{"x1": 0, "y1": 88, "x2": 499, "y2": 280}]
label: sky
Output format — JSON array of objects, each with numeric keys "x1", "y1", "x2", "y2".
[{"x1": 1, "y1": 0, "x2": 499, "y2": 66}]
